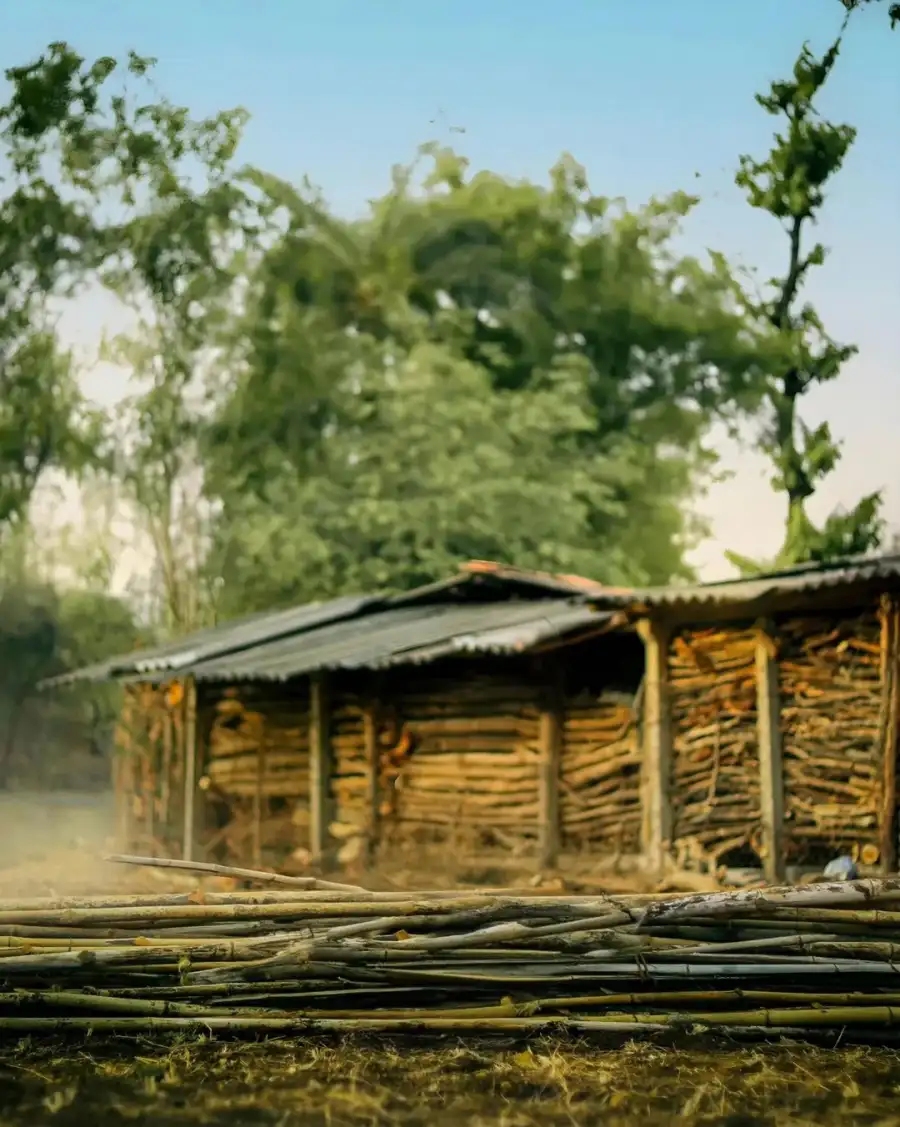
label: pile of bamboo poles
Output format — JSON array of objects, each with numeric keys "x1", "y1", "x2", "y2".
[
  {"x1": 5, "y1": 857, "x2": 900, "y2": 1041},
  {"x1": 668, "y1": 627, "x2": 762, "y2": 870},
  {"x1": 778, "y1": 611, "x2": 883, "y2": 865},
  {"x1": 560, "y1": 691, "x2": 640, "y2": 851}
]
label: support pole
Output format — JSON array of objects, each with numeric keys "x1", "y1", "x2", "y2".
[
  {"x1": 538, "y1": 675, "x2": 563, "y2": 870},
  {"x1": 182, "y1": 678, "x2": 198, "y2": 862},
  {"x1": 755, "y1": 621, "x2": 785, "y2": 884},
  {"x1": 879, "y1": 595, "x2": 900, "y2": 874},
  {"x1": 638, "y1": 619, "x2": 672, "y2": 877},
  {"x1": 363, "y1": 700, "x2": 380, "y2": 866},
  {"x1": 309, "y1": 673, "x2": 334, "y2": 865}
]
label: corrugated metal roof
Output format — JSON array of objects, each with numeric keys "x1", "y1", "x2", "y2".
[
  {"x1": 43, "y1": 593, "x2": 380, "y2": 688},
  {"x1": 173, "y1": 599, "x2": 608, "y2": 683},
  {"x1": 44, "y1": 561, "x2": 628, "y2": 689},
  {"x1": 630, "y1": 553, "x2": 900, "y2": 611}
]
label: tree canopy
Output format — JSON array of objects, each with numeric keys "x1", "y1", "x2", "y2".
[
  {"x1": 0, "y1": 42, "x2": 249, "y2": 539},
  {"x1": 199, "y1": 150, "x2": 771, "y2": 612}
]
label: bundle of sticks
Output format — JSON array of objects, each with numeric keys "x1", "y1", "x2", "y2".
[
  {"x1": 206, "y1": 691, "x2": 311, "y2": 800},
  {"x1": 4, "y1": 856, "x2": 900, "y2": 1041},
  {"x1": 778, "y1": 612, "x2": 883, "y2": 864},
  {"x1": 668, "y1": 627, "x2": 762, "y2": 866},
  {"x1": 560, "y1": 692, "x2": 641, "y2": 850},
  {"x1": 388, "y1": 672, "x2": 542, "y2": 837}
]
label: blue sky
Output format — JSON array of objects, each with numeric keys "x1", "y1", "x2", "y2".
[{"x1": 8, "y1": 0, "x2": 900, "y2": 578}]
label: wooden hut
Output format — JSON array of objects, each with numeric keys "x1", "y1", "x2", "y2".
[
  {"x1": 629, "y1": 554, "x2": 900, "y2": 882},
  {"x1": 53, "y1": 563, "x2": 644, "y2": 877}
]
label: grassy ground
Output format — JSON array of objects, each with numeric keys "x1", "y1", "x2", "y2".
[{"x1": 2, "y1": 1036, "x2": 900, "y2": 1127}]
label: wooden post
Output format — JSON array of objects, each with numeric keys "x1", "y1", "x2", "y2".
[
  {"x1": 309, "y1": 673, "x2": 333, "y2": 865},
  {"x1": 252, "y1": 730, "x2": 267, "y2": 869},
  {"x1": 182, "y1": 678, "x2": 198, "y2": 862},
  {"x1": 363, "y1": 700, "x2": 380, "y2": 866},
  {"x1": 637, "y1": 619, "x2": 672, "y2": 877},
  {"x1": 879, "y1": 596, "x2": 900, "y2": 874},
  {"x1": 160, "y1": 709, "x2": 173, "y2": 845},
  {"x1": 538, "y1": 674, "x2": 563, "y2": 870},
  {"x1": 755, "y1": 621, "x2": 785, "y2": 884}
]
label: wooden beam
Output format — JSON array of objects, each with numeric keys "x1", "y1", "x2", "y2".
[
  {"x1": 637, "y1": 619, "x2": 672, "y2": 876},
  {"x1": 309, "y1": 673, "x2": 334, "y2": 864},
  {"x1": 538, "y1": 677, "x2": 563, "y2": 870},
  {"x1": 754, "y1": 621, "x2": 785, "y2": 884},
  {"x1": 182, "y1": 678, "x2": 198, "y2": 862},
  {"x1": 879, "y1": 596, "x2": 900, "y2": 874},
  {"x1": 363, "y1": 700, "x2": 380, "y2": 865}
]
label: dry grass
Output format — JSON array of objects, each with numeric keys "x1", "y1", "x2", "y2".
[{"x1": 2, "y1": 1036, "x2": 900, "y2": 1126}]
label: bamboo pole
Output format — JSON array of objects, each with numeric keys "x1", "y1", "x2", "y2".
[
  {"x1": 182, "y1": 678, "x2": 198, "y2": 863},
  {"x1": 638, "y1": 619, "x2": 672, "y2": 876},
  {"x1": 880, "y1": 596, "x2": 900, "y2": 874},
  {"x1": 309, "y1": 674, "x2": 333, "y2": 864},
  {"x1": 755, "y1": 620, "x2": 785, "y2": 883}
]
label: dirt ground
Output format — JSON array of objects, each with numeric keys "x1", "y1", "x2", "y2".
[{"x1": 2, "y1": 1036, "x2": 900, "y2": 1127}]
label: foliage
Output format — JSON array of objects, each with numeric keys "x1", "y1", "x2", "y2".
[
  {"x1": 208, "y1": 335, "x2": 701, "y2": 613},
  {"x1": 726, "y1": 37, "x2": 883, "y2": 575},
  {"x1": 0, "y1": 41, "x2": 249, "y2": 542},
  {"x1": 204, "y1": 149, "x2": 771, "y2": 609},
  {"x1": 0, "y1": 559, "x2": 142, "y2": 787}
]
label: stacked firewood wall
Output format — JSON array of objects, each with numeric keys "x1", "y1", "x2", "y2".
[
  {"x1": 667, "y1": 626, "x2": 761, "y2": 869},
  {"x1": 560, "y1": 691, "x2": 640, "y2": 852},
  {"x1": 114, "y1": 683, "x2": 184, "y2": 857},
  {"x1": 381, "y1": 664, "x2": 542, "y2": 854},
  {"x1": 201, "y1": 683, "x2": 311, "y2": 869},
  {"x1": 777, "y1": 608, "x2": 883, "y2": 865},
  {"x1": 329, "y1": 689, "x2": 370, "y2": 864}
]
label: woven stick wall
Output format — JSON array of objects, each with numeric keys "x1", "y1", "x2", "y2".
[
  {"x1": 778, "y1": 608, "x2": 883, "y2": 866},
  {"x1": 667, "y1": 626, "x2": 761, "y2": 870},
  {"x1": 201, "y1": 684, "x2": 310, "y2": 868},
  {"x1": 560, "y1": 689, "x2": 640, "y2": 852}
]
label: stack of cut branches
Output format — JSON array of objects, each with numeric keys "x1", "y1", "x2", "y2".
[
  {"x1": 668, "y1": 627, "x2": 761, "y2": 867},
  {"x1": 4, "y1": 856, "x2": 900, "y2": 1042},
  {"x1": 778, "y1": 611, "x2": 882, "y2": 865},
  {"x1": 560, "y1": 691, "x2": 640, "y2": 851},
  {"x1": 388, "y1": 670, "x2": 542, "y2": 840}
]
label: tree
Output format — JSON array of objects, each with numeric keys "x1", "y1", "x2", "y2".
[
  {"x1": 727, "y1": 37, "x2": 883, "y2": 575},
  {"x1": 209, "y1": 336, "x2": 694, "y2": 612},
  {"x1": 0, "y1": 524, "x2": 142, "y2": 788},
  {"x1": 0, "y1": 42, "x2": 249, "y2": 542},
  {"x1": 204, "y1": 148, "x2": 771, "y2": 607}
]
